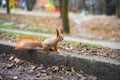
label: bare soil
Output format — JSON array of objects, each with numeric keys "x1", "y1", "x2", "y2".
[{"x1": 85, "y1": 16, "x2": 120, "y2": 41}]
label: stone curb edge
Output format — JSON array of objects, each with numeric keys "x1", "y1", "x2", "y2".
[{"x1": 0, "y1": 40, "x2": 120, "y2": 80}]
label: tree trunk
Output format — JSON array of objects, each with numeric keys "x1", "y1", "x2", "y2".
[
  {"x1": 116, "y1": 0, "x2": 120, "y2": 18},
  {"x1": 59, "y1": 0, "x2": 62, "y2": 18},
  {"x1": 82, "y1": 0, "x2": 87, "y2": 9},
  {"x1": 91, "y1": 0, "x2": 95, "y2": 14},
  {"x1": 26, "y1": 0, "x2": 34, "y2": 11},
  {"x1": 101, "y1": 0, "x2": 106, "y2": 14},
  {"x1": 6, "y1": 0, "x2": 10, "y2": 14},
  {"x1": 105, "y1": 0, "x2": 115, "y2": 15},
  {"x1": 61, "y1": 0, "x2": 70, "y2": 33}
]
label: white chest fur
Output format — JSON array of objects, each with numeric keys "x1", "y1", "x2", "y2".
[{"x1": 43, "y1": 38, "x2": 55, "y2": 47}]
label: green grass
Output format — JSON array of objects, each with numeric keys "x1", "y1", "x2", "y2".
[
  {"x1": 0, "y1": 23, "x2": 54, "y2": 33},
  {"x1": 0, "y1": 24, "x2": 18, "y2": 29}
]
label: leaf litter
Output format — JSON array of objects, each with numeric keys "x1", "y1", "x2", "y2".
[{"x1": 0, "y1": 53, "x2": 98, "y2": 80}]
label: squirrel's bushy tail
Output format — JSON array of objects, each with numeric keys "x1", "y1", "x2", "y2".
[{"x1": 15, "y1": 36, "x2": 43, "y2": 50}]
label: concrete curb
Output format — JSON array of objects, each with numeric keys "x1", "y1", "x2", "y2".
[{"x1": 0, "y1": 40, "x2": 120, "y2": 80}]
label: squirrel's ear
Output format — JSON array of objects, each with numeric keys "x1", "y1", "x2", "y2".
[
  {"x1": 61, "y1": 28, "x2": 63, "y2": 34},
  {"x1": 56, "y1": 28, "x2": 59, "y2": 36}
]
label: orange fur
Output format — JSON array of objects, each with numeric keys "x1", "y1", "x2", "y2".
[{"x1": 15, "y1": 36, "x2": 43, "y2": 50}]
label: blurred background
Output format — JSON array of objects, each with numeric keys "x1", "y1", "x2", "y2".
[
  {"x1": 0, "y1": 0, "x2": 120, "y2": 43},
  {"x1": 0, "y1": 0, "x2": 116, "y2": 15}
]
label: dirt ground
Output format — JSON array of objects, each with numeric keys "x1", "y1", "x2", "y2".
[
  {"x1": 85, "y1": 16, "x2": 120, "y2": 41},
  {"x1": 60, "y1": 42, "x2": 120, "y2": 60},
  {"x1": 0, "y1": 53, "x2": 98, "y2": 80}
]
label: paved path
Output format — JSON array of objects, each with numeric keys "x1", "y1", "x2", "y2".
[
  {"x1": 0, "y1": 28, "x2": 120, "y2": 49},
  {"x1": 70, "y1": 16, "x2": 96, "y2": 38}
]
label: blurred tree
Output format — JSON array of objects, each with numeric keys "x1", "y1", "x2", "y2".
[
  {"x1": 26, "y1": 0, "x2": 36, "y2": 11},
  {"x1": 59, "y1": 0, "x2": 62, "y2": 18},
  {"x1": 6, "y1": 0, "x2": 10, "y2": 14},
  {"x1": 98, "y1": 0, "x2": 115, "y2": 15},
  {"x1": 92, "y1": 0, "x2": 95, "y2": 14},
  {"x1": 0, "y1": 0, "x2": 1, "y2": 6},
  {"x1": 61, "y1": 0, "x2": 70, "y2": 33},
  {"x1": 116, "y1": 0, "x2": 120, "y2": 18},
  {"x1": 82, "y1": 0, "x2": 87, "y2": 9},
  {"x1": 105, "y1": 0, "x2": 115, "y2": 15},
  {"x1": 101, "y1": 0, "x2": 106, "y2": 14}
]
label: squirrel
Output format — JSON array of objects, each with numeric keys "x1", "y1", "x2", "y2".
[{"x1": 15, "y1": 28, "x2": 64, "y2": 54}]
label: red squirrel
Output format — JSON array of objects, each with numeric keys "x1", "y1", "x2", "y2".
[{"x1": 15, "y1": 28, "x2": 64, "y2": 53}]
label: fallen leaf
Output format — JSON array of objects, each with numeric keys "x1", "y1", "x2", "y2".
[
  {"x1": 9, "y1": 56, "x2": 15, "y2": 61},
  {"x1": 28, "y1": 69, "x2": 34, "y2": 73},
  {"x1": 12, "y1": 76, "x2": 18, "y2": 80},
  {"x1": 52, "y1": 66, "x2": 59, "y2": 72},
  {"x1": 71, "y1": 67, "x2": 75, "y2": 73},
  {"x1": 0, "y1": 76, "x2": 3, "y2": 80},
  {"x1": 31, "y1": 65, "x2": 37, "y2": 70},
  {"x1": 36, "y1": 73, "x2": 41, "y2": 77},
  {"x1": 14, "y1": 58, "x2": 20, "y2": 63},
  {"x1": 7, "y1": 63, "x2": 15, "y2": 69}
]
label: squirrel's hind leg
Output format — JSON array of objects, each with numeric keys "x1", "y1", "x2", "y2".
[{"x1": 44, "y1": 46, "x2": 50, "y2": 54}]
